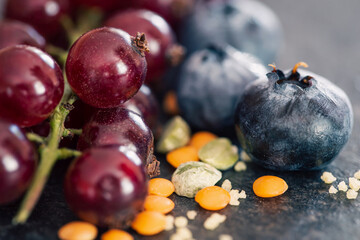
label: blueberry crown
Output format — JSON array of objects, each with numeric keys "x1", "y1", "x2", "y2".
[{"x1": 269, "y1": 62, "x2": 313, "y2": 88}]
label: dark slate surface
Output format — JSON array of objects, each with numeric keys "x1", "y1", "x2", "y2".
[{"x1": 1, "y1": 0, "x2": 360, "y2": 239}]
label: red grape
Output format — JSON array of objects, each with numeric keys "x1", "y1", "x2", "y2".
[
  {"x1": 0, "y1": 120, "x2": 37, "y2": 205},
  {"x1": 105, "y1": 9, "x2": 178, "y2": 83},
  {"x1": 77, "y1": 108, "x2": 154, "y2": 167},
  {"x1": 65, "y1": 99, "x2": 96, "y2": 130},
  {"x1": 122, "y1": 84, "x2": 160, "y2": 133},
  {"x1": 74, "y1": 0, "x2": 133, "y2": 12},
  {"x1": 136, "y1": 0, "x2": 195, "y2": 28},
  {"x1": 64, "y1": 147, "x2": 148, "y2": 228},
  {"x1": 0, "y1": 20, "x2": 46, "y2": 50},
  {"x1": 0, "y1": 45, "x2": 64, "y2": 127},
  {"x1": 24, "y1": 120, "x2": 50, "y2": 138},
  {"x1": 66, "y1": 27, "x2": 148, "y2": 108},
  {"x1": 5, "y1": 0, "x2": 70, "y2": 38}
]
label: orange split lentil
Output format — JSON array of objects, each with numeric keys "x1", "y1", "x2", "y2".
[
  {"x1": 149, "y1": 178, "x2": 175, "y2": 197},
  {"x1": 144, "y1": 195, "x2": 175, "y2": 214},
  {"x1": 189, "y1": 131, "x2": 218, "y2": 150},
  {"x1": 166, "y1": 145, "x2": 199, "y2": 168},
  {"x1": 101, "y1": 229, "x2": 133, "y2": 240},
  {"x1": 131, "y1": 211, "x2": 166, "y2": 236},
  {"x1": 253, "y1": 175, "x2": 288, "y2": 198},
  {"x1": 163, "y1": 91, "x2": 180, "y2": 115},
  {"x1": 58, "y1": 221, "x2": 97, "y2": 240},
  {"x1": 195, "y1": 186, "x2": 231, "y2": 211}
]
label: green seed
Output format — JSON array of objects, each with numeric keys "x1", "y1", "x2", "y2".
[
  {"x1": 156, "y1": 116, "x2": 191, "y2": 153},
  {"x1": 172, "y1": 161, "x2": 222, "y2": 198},
  {"x1": 198, "y1": 138, "x2": 239, "y2": 170}
]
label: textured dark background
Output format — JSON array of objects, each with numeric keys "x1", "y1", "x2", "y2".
[{"x1": 1, "y1": 0, "x2": 360, "y2": 239}]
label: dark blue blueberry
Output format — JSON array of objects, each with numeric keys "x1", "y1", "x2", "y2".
[
  {"x1": 180, "y1": 0, "x2": 283, "y2": 64},
  {"x1": 235, "y1": 64, "x2": 353, "y2": 171},
  {"x1": 177, "y1": 44, "x2": 266, "y2": 134}
]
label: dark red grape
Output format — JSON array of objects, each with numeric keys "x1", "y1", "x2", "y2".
[
  {"x1": 0, "y1": 120, "x2": 37, "y2": 205},
  {"x1": 0, "y1": 20, "x2": 46, "y2": 50},
  {"x1": 64, "y1": 147, "x2": 148, "y2": 228},
  {"x1": 24, "y1": 120, "x2": 50, "y2": 138},
  {"x1": 0, "y1": 45, "x2": 64, "y2": 127},
  {"x1": 66, "y1": 27, "x2": 148, "y2": 108},
  {"x1": 135, "y1": 0, "x2": 194, "y2": 28},
  {"x1": 65, "y1": 99, "x2": 97, "y2": 130},
  {"x1": 74, "y1": 0, "x2": 133, "y2": 12},
  {"x1": 122, "y1": 84, "x2": 160, "y2": 133},
  {"x1": 77, "y1": 108, "x2": 156, "y2": 172},
  {"x1": 105, "y1": 9, "x2": 179, "y2": 83},
  {"x1": 5, "y1": 0, "x2": 70, "y2": 38}
]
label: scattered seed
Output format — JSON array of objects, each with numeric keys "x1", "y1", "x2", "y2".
[
  {"x1": 149, "y1": 178, "x2": 175, "y2": 197},
  {"x1": 101, "y1": 229, "x2": 133, "y2": 240},
  {"x1": 240, "y1": 151, "x2": 251, "y2": 162},
  {"x1": 229, "y1": 190, "x2": 240, "y2": 206},
  {"x1": 354, "y1": 170, "x2": 360, "y2": 180},
  {"x1": 172, "y1": 161, "x2": 222, "y2": 198},
  {"x1": 204, "y1": 213, "x2": 227, "y2": 230},
  {"x1": 338, "y1": 181, "x2": 348, "y2": 192},
  {"x1": 131, "y1": 211, "x2": 166, "y2": 236},
  {"x1": 221, "y1": 179, "x2": 232, "y2": 192},
  {"x1": 144, "y1": 195, "x2": 175, "y2": 214},
  {"x1": 165, "y1": 215, "x2": 175, "y2": 231},
  {"x1": 253, "y1": 175, "x2": 288, "y2": 198},
  {"x1": 346, "y1": 189, "x2": 358, "y2": 199},
  {"x1": 219, "y1": 234, "x2": 233, "y2": 240},
  {"x1": 189, "y1": 131, "x2": 218, "y2": 151},
  {"x1": 186, "y1": 210, "x2": 197, "y2": 220},
  {"x1": 320, "y1": 172, "x2": 336, "y2": 184},
  {"x1": 174, "y1": 216, "x2": 188, "y2": 228},
  {"x1": 166, "y1": 146, "x2": 199, "y2": 168},
  {"x1": 170, "y1": 227, "x2": 193, "y2": 240},
  {"x1": 195, "y1": 186, "x2": 230, "y2": 210},
  {"x1": 349, "y1": 177, "x2": 360, "y2": 191},
  {"x1": 234, "y1": 161, "x2": 247, "y2": 172},
  {"x1": 58, "y1": 221, "x2": 97, "y2": 240},
  {"x1": 156, "y1": 116, "x2": 191, "y2": 153},
  {"x1": 239, "y1": 190, "x2": 246, "y2": 199},
  {"x1": 329, "y1": 185, "x2": 338, "y2": 194},
  {"x1": 198, "y1": 138, "x2": 239, "y2": 170}
]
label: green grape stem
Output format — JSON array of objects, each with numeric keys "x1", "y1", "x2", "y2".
[{"x1": 12, "y1": 92, "x2": 77, "y2": 224}]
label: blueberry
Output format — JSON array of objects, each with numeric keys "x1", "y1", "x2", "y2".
[
  {"x1": 177, "y1": 44, "x2": 267, "y2": 134},
  {"x1": 180, "y1": 0, "x2": 283, "y2": 64},
  {"x1": 234, "y1": 63, "x2": 353, "y2": 171}
]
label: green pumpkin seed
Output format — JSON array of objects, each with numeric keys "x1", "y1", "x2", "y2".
[
  {"x1": 198, "y1": 138, "x2": 239, "y2": 170},
  {"x1": 156, "y1": 116, "x2": 191, "y2": 153},
  {"x1": 172, "y1": 161, "x2": 222, "y2": 198}
]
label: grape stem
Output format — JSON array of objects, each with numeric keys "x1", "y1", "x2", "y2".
[
  {"x1": 57, "y1": 148, "x2": 82, "y2": 160},
  {"x1": 63, "y1": 128, "x2": 82, "y2": 137},
  {"x1": 26, "y1": 133, "x2": 45, "y2": 144},
  {"x1": 12, "y1": 92, "x2": 77, "y2": 224}
]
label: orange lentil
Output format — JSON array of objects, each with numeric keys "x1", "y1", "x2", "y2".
[
  {"x1": 101, "y1": 229, "x2": 133, "y2": 240},
  {"x1": 166, "y1": 146, "x2": 199, "y2": 168},
  {"x1": 131, "y1": 211, "x2": 166, "y2": 236},
  {"x1": 144, "y1": 195, "x2": 175, "y2": 214},
  {"x1": 163, "y1": 91, "x2": 180, "y2": 115},
  {"x1": 189, "y1": 131, "x2": 218, "y2": 150},
  {"x1": 149, "y1": 178, "x2": 175, "y2": 197},
  {"x1": 253, "y1": 175, "x2": 288, "y2": 198},
  {"x1": 58, "y1": 221, "x2": 97, "y2": 240},
  {"x1": 195, "y1": 186, "x2": 230, "y2": 211}
]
